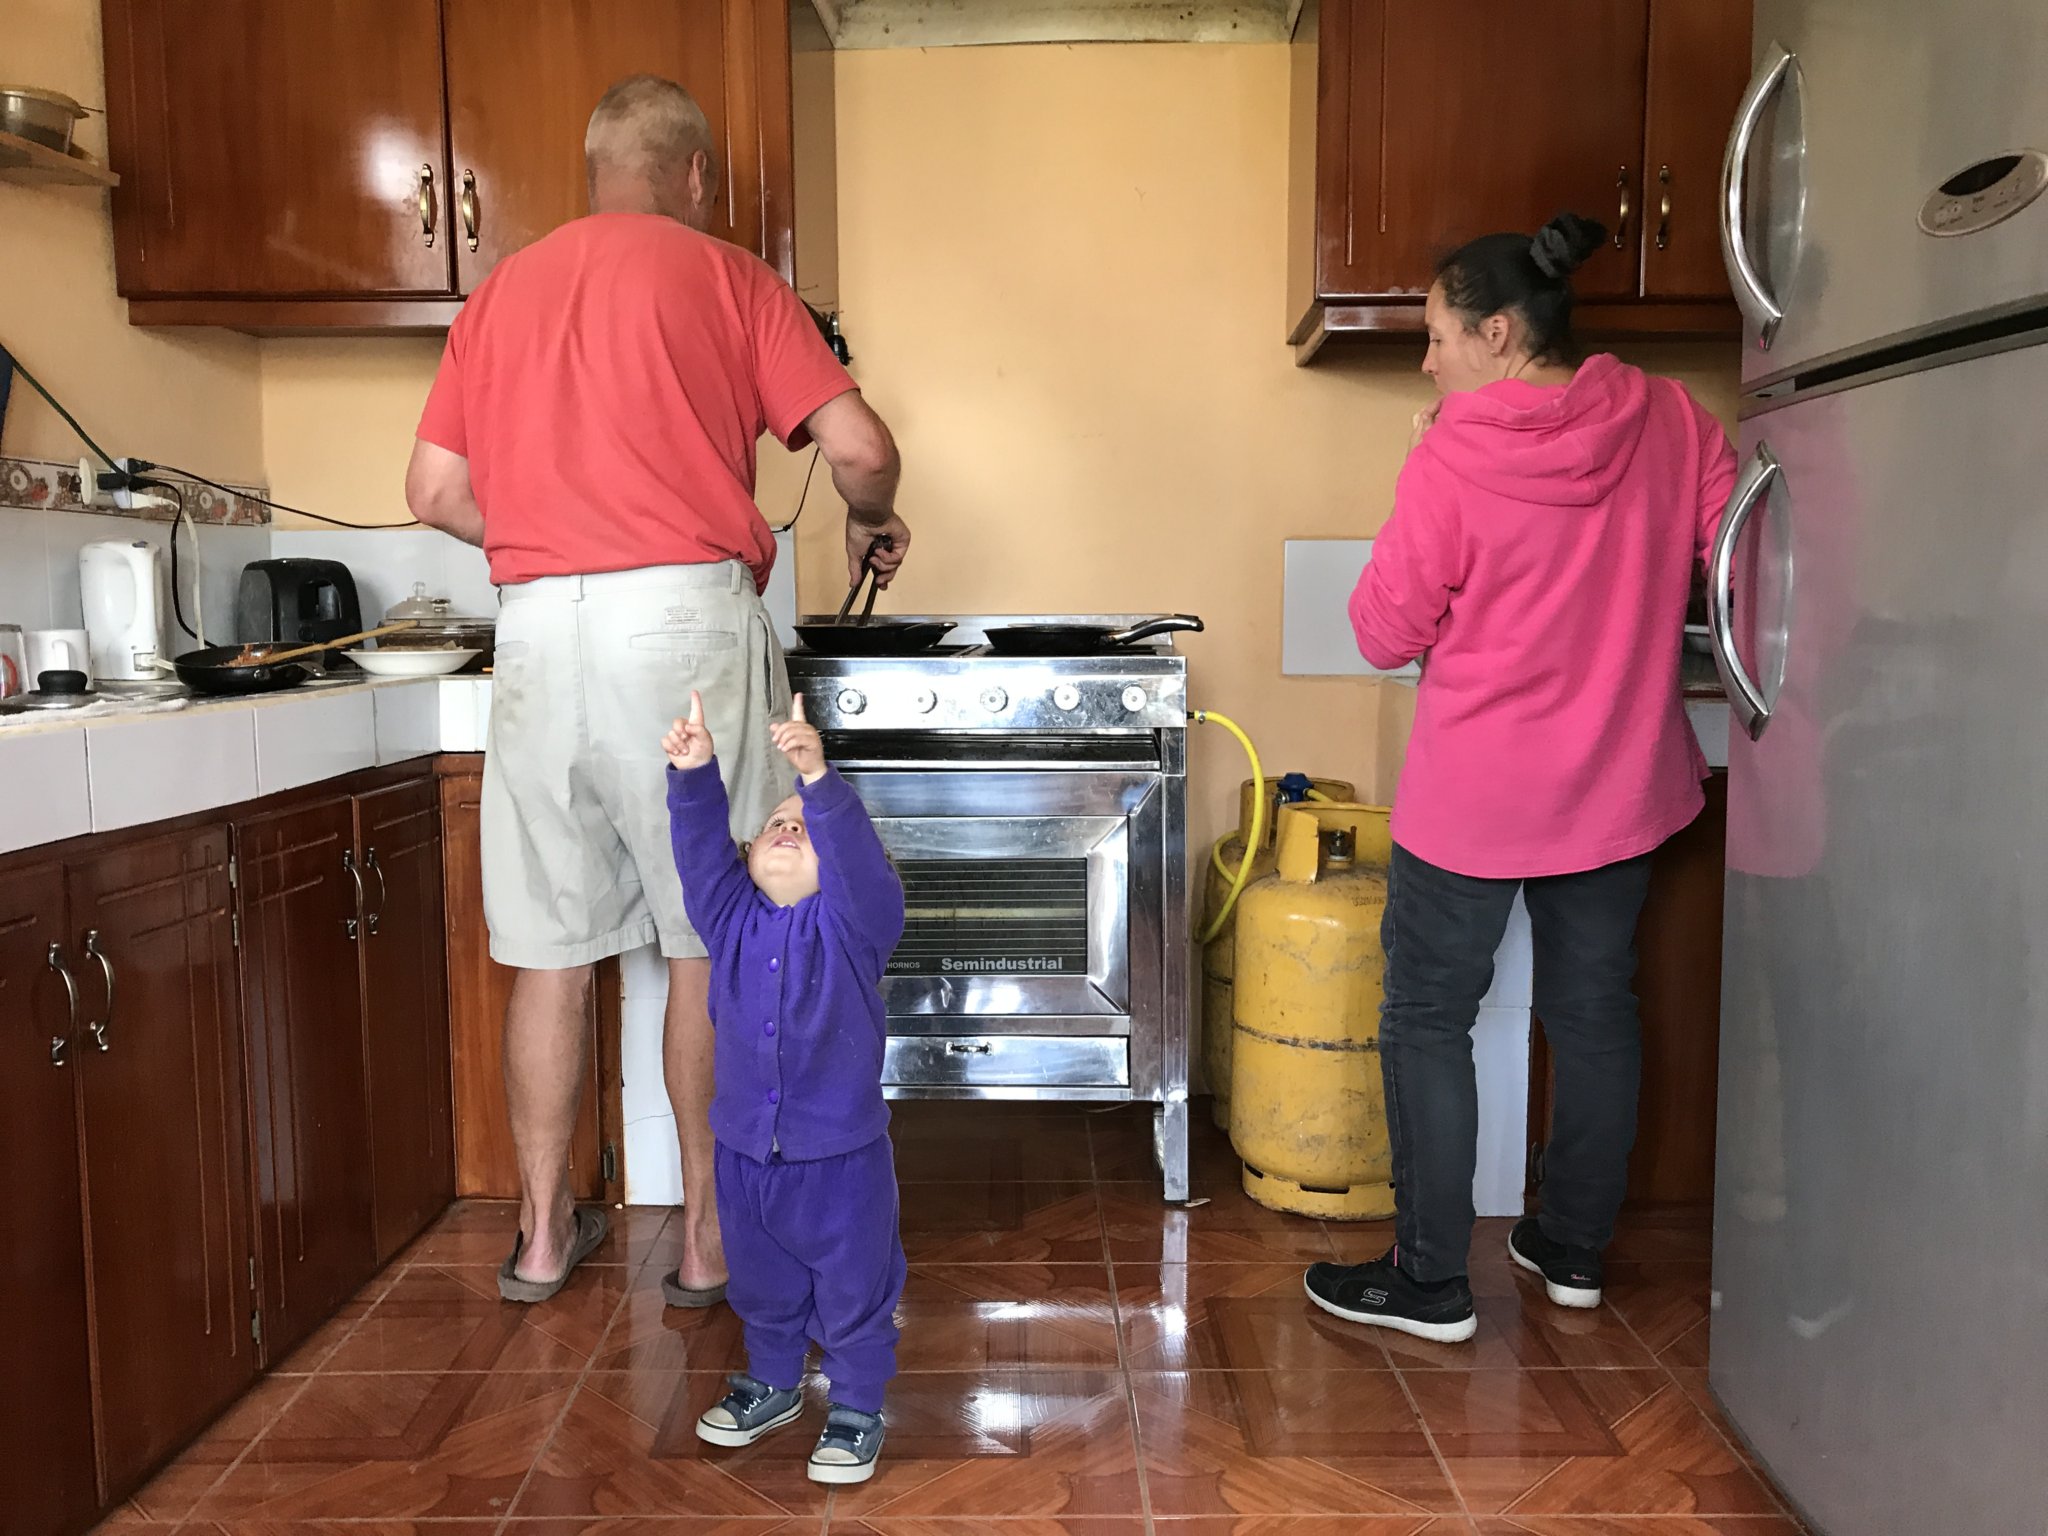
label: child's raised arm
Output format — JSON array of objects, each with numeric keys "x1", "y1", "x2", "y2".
[
  {"x1": 774, "y1": 695, "x2": 905, "y2": 963},
  {"x1": 663, "y1": 691, "x2": 758, "y2": 946}
]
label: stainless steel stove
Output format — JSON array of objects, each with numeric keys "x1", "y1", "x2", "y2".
[{"x1": 788, "y1": 616, "x2": 1192, "y2": 1200}]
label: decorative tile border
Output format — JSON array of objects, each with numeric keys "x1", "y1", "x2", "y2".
[{"x1": 0, "y1": 455, "x2": 270, "y2": 526}]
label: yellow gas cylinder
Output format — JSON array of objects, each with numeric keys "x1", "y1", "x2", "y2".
[
  {"x1": 1230, "y1": 802, "x2": 1397, "y2": 1220},
  {"x1": 1202, "y1": 774, "x2": 1354, "y2": 1131}
]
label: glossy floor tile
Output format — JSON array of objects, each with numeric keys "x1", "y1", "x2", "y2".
[{"x1": 88, "y1": 1103, "x2": 1803, "y2": 1536}]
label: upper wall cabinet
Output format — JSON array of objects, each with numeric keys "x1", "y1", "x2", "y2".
[
  {"x1": 100, "y1": 0, "x2": 832, "y2": 333},
  {"x1": 1289, "y1": 0, "x2": 1753, "y2": 362}
]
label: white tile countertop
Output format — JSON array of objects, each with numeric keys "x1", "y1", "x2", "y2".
[{"x1": 0, "y1": 677, "x2": 495, "y2": 857}]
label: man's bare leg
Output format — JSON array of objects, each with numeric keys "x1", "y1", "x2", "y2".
[
  {"x1": 662, "y1": 956, "x2": 728, "y2": 1292},
  {"x1": 505, "y1": 963, "x2": 595, "y2": 1280}
]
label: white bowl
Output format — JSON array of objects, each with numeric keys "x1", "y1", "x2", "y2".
[{"x1": 345, "y1": 647, "x2": 480, "y2": 678}]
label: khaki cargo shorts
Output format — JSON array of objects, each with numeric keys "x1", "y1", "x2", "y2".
[{"x1": 482, "y1": 561, "x2": 793, "y2": 968}]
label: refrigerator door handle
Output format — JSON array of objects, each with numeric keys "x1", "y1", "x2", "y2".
[
  {"x1": 1720, "y1": 42, "x2": 1794, "y2": 348},
  {"x1": 1709, "y1": 444, "x2": 1780, "y2": 740}
]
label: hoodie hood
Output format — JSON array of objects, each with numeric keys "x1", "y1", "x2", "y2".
[{"x1": 1422, "y1": 353, "x2": 1653, "y2": 507}]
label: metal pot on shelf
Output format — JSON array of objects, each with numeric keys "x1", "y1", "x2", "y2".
[{"x1": 373, "y1": 583, "x2": 496, "y2": 673}]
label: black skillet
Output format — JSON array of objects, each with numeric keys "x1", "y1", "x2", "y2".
[
  {"x1": 792, "y1": 535, "x2": 956, "y2": 657},
  {"x1": 173, "y1": 644, "x2": 311, "y2": 697},
  {"x1": 983, "y1": 614, "x2": 1205, "y2": 656}
]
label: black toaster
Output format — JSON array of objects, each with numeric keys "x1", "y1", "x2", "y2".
[{"x1": 237, "y1": 558, "x2": 364, "y2": 670}]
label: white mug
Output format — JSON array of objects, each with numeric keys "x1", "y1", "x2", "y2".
[
  {"x1": 0, "y1": 624, "x2": 24, "y2": 697},
  {"x1": 25, "y1": 628, "x2": 93, "y2": 687}
]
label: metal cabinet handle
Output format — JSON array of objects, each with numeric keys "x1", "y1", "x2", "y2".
[
  {"x1": 343, "y1": 850, "x2": 366, "y2": 941},
  {"x1": 1707, "y1": 444, "x2": 1782, "y2": 740},
  {"x1": 1656, "y1": 165, "x2": 1672, "y2": 251},
  {"x1": 1614, "y1": 166, "x2": 1632, "y2": 249},
  {"x1": 944, "y1": 1040, "x2": 993, "y2": 1055},
  {"x1": 365, "y1": 847, "x2": 387, "y2": 937},
  {"x1": 418, "y1": 164, "x2": 437, "y2": 248},
  {"x1": 46, "y1": 943, "x2": 79, "y2": 1067},
  {"x1": 83, "y1": 930, "x2": 114, "y2": 1052},
  {"x1": 1720, "y1": 43, "x2": 1795, "y2": 346},
  {"x1": 460, "y1": 170, "x2": 480, "y2": 253}
]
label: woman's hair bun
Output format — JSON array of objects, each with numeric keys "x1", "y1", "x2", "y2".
[{"x1": 1529, "y1": 213, "x2": 1609, "y2": 280}]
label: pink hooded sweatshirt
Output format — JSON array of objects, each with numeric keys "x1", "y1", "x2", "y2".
[{"x1": 1350, "y1": 354, "x2": 1736, "y2": 879}]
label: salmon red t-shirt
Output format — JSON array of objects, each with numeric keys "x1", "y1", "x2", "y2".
[{"x1": 416, "y1": 212, "x2": 856, "y2": 590}]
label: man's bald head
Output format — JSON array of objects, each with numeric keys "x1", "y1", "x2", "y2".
[{"x1": 585, "y1": 75, "x2": 719, "y2": 229}]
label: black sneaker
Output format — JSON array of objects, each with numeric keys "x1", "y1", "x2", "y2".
[
  {"x1": 1303, "y1": 1252, "x2": 1477, "y2": 1343},
  {"x1": 1508, "y1": 1217, "x2": 1603, "y2": 1310}
]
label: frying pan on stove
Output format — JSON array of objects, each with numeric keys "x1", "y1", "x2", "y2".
[
  {"x1": 792, "y1": 535, "x2": 957, "y2": 656},
  {"x1": 983, "y1": 614, "x2": 1204, "y2": 656}
]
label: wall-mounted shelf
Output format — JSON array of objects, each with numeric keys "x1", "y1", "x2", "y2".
[{"x1": 0, "y1": 130, "x2": 119, "y2": 188}]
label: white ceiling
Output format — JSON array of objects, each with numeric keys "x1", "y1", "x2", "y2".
[{"x1": 809, "y1": 0, "x2": 1302, "y2": 48}]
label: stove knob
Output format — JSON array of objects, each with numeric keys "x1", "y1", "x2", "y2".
[
  {"x1": 835, "y1": 688, "x2": 866, "y2": 716},
  {"x1": 1121, "y1": 684, "x2": 1148, "y2": 713},
  {"x1": 1052, "y1": 684, "x2": 1082, "y2": 712},
  {"x1": 978, "y1": 686, "x2": 1010, "y2": 713},
  {"x1": 911, "y1": 688, "x2": 937, "y2": 714}
]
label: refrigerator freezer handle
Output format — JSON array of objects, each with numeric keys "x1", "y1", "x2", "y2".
[
  {"x1": 1720, "y1": 42, "x2": 1795, "y2": 348},
  {"x1": 1709, "y1": 444, "x2": 1780, "y2": 741}
]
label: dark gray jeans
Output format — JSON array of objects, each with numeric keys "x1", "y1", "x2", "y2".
[{"x1": 1381, "y1": 841, "x2": 1656, "y2": 1282}]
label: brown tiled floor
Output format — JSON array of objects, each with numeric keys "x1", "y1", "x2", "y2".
[{"x1": 95, "y1": 1101, "x2": 1803, "y2": 1535}]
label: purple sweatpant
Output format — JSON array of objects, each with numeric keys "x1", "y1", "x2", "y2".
[{"x1": 714, "y1": 1136, "x2": 907, "y2": 1415}]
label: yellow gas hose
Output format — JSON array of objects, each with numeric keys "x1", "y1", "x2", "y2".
[{"x1": 1192, "y1": 710, "x2": 1262, "y2": 944}]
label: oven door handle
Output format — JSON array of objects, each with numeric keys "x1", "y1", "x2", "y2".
[{"x1": 944, "y1": 1040, "x2": 994, "y2": 1055}]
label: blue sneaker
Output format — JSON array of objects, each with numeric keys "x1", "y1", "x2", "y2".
[
  {"x1": 695, "y1": 1373, "x2": 804, "y2": 1448},
  {"x1": 807, "y1": 1403, "x2": 885, "y2": 1484}
]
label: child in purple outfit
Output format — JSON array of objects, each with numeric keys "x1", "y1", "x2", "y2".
[{"x1": 661, "y1": 688, "x2": 906, "y2": 1486}]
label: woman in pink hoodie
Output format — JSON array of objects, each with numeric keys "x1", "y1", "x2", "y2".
[{"x1": 1305, "y1": 214, "x2": 1737, "y2": 1344}]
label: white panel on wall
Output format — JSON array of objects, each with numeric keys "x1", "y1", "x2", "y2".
[
  {"x1": 0, "y1": 728, "x2": 91, "y2": 854},
  {"x1": 1281, "y1": 538, "x2": 1419, "y2": 680},
  {"x1": 87, "y1": 706, "x2": 257, "y2": 832},
  {"x1": 766, "y1": 529, "x2": 797, "y2": 646},
  {"x1": 624, "y1": 1115, "x2": 683, "y2": 1207},
  {"x1": 1472, "y1": 1004, "x2": 1532, "y2": 1217},
  {"x1": 1687, "y1": 699, "x2": 1730, "y2": 770},
  {"x1": 373, "y1": 681, "x2": 442, "y2": 764},
  {"x1": 253, "y1": 689, "x2": 378, "y2": 795}
]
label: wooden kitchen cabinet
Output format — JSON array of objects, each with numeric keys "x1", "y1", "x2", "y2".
[
  {"x1": 443, "y1": 0, "x2": 797, "y2": 292},
  {"x1": 1642, "y1": 0, "x2": 1758, "y2": 300},
  {"x1": 65, "y1": 825, "x2": 255, "y2": 1497},
  {"x1": 101, "y1": 0, "x2": 454, "y2": 302},
  {"x1": 437, "y1": 756, "x2": 608, "y2": 1199},
  {"x1": 1528, "y1": 770, "x2": 1728, "y2": 1211},
  {"x1": 0, "y1": 863, "x2": 102, "y2": 1533},
  {"x1": 236, "y1": 794, "x2": 379, "y2": 1363},
  {"x1": 1289, "y1": 0, "x2": 1751, "y2": 359},
  {"x1": 356, "y1": 778, "x2": 457, "y2": 1264},
  {"x1": 104, "y1": 0, "x2": 821, "y2": 331}
]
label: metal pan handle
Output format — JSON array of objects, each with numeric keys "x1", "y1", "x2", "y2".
[
  {"x1": 1707, "y1": 444, "x2": 1780, "y2": 740},
  {"x1": 1109, "y1": 614, "x2": 1205, "y2": 646}
]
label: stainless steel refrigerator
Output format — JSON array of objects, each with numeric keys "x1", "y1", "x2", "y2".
[{"x1": 1706, "y1": 3, "x2": 2048, "y2": 1532}]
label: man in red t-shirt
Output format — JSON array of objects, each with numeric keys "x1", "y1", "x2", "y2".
[{"x1": 406, "y1": 74, "x2": 909, "y2": 1307}]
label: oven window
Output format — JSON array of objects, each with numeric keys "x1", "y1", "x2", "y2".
[{"x1": 891, "y1": 858, "x2": 1091, "y2": 978}]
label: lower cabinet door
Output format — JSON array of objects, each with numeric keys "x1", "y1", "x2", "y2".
[{"x1": 237, "y1": 795, "x2": 377, "y2": 1363}]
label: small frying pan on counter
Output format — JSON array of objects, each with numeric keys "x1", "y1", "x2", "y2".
[
  {"x1": 173, "y1": 621, "x2": 415, "y2": 696},
  {"x1": 983, "y1": 614, "x2": 1204, "y2": 656},
  {"x1": 792, "y1": 536, "x2": 956, "y2": 657}
]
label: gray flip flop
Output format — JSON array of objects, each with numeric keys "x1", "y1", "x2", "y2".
[
  {"x1": 497, "y1": 1206, "x2": 609, "y2": 1303},
  {"x1": 662, "y1": 1270, "x2": 730, "y2": 1309}
]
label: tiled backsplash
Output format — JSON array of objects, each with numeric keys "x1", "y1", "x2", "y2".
[{"x1": 3, "y1": 508, "x2": 801, "y2": 665}]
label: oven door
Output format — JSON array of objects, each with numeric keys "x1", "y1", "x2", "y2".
[{"x1": 843, "y1": 769, "x2": 1162, "y2": 1034}]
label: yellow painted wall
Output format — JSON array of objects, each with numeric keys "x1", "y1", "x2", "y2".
[
  {"x1": 805, "y1": 44, "x2": 1741, "y2": 854},
  {"x1": 245, "y1": 41, "x2": 1740, "y2": 858},
  {"x1": 0, "y1": 0, "x2": 263, "y2": 476}
]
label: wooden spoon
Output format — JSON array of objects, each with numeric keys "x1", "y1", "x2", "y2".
[{"x1": 225, "y1": 621, "x2": 417, "y2": 668}]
